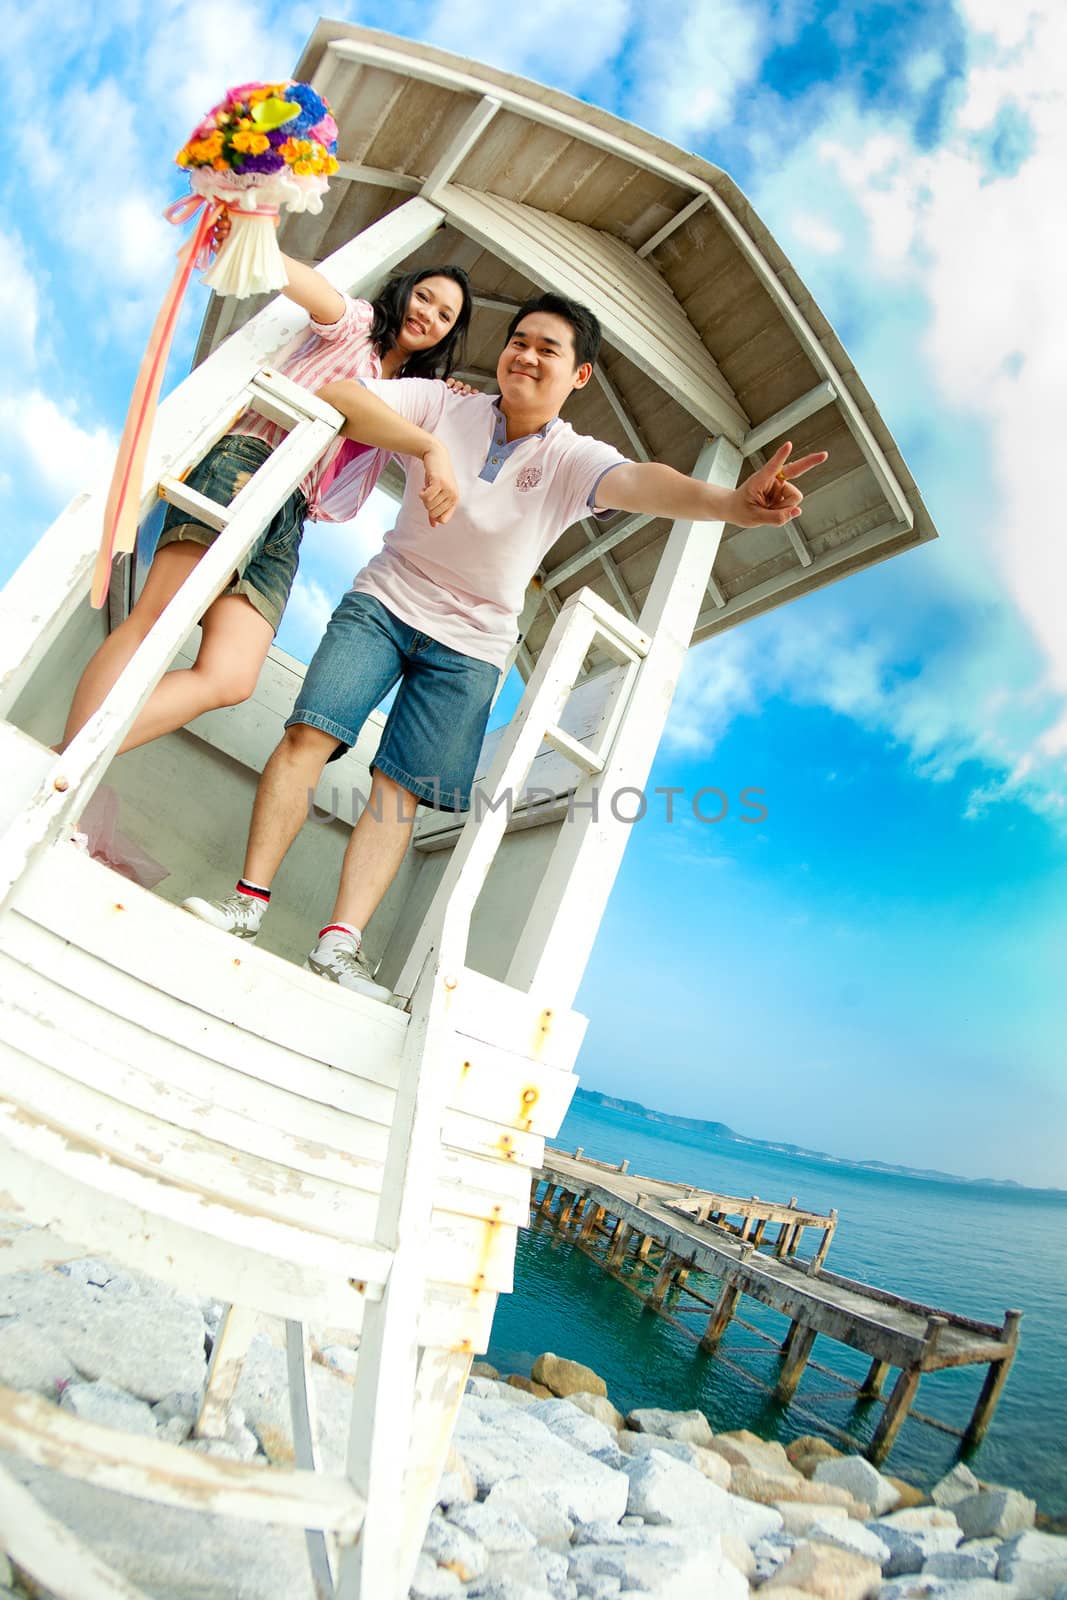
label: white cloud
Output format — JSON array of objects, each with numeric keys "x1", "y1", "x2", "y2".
[
  {"x1": 788, "y1": 212, "x2": 845, "y2": 256},
  {"x1": 0, "y1": 390, "x2": 114, "y2": 503},
  {"x1": 628, "y1": 0, "x2": 770, "y2": 145},
  {"x1": 0, "y1": 230, "x2": 40, "y2": 364},
  {"x1": 421, "y1": 0, "x2": 631, "y2": 90}
]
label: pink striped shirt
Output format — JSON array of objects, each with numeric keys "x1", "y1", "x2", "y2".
[{"x1": 231, "y1": 294, "x2": 384, "y2": 523}]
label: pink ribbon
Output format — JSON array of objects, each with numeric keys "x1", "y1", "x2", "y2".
[{"x1": 92, "y1": 195, "x2": 223, "y2": 607}]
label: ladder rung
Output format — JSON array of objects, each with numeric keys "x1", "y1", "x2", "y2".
[
  {"x1": 250, "y1": 368, "x2": 348, "y2": 430},
  {"x1": 567, "y1": 588, "x2": 650, "y2": 662},
  {"x1": 158, "y1": 479, "x2": 232, "y2": 531},
  {"x1": 543, "y1": 724, "x2": 605, "y2": 776}
]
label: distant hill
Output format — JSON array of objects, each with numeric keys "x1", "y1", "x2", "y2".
[{"x1": 572, "y1": 1087, "x2": 1037, "y2": 1191}]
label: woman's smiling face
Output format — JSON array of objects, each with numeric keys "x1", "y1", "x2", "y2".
[{"x1": 396, "y1": 275, "x2": 466, "y2": 354}]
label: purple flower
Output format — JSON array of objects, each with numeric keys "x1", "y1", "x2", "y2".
[{"x1": 233, "y1": 150, "x2": 286, "y2": 175}]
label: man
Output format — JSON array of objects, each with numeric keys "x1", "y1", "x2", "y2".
[{"x1": 184, "y1": 293, "x2": 825, "y2": 998}]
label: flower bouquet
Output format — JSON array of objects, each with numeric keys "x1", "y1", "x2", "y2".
[{"x1": 174, "y1": 81, "x2": 339, "y2": 299}]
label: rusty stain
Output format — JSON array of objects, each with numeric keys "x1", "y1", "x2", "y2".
[
  {"x1": 521, "y1": 1087, "x2": 538, "y2": 1106},
  {"x1": 113, "y1": 903, "x2": 125, "y2": 913},
  {"x1": 444, "y1": 975, "x2": 458, "y2": 991},
  {"x1": 233, "y1": 958, "x2": 241, "y2": 968},
  {"x1": 461, "y1": 1060, "x2": 472, "y2": 1077},
  {"x1": 53, "y1": 776, "x2": 69, "y2": 793},
  {"x1": 348, "y1": 1278, "x2": 366, "y2": 1294},
  {"x1": 531, "y1": 1007, "x2": 553, "y2": 1057}
]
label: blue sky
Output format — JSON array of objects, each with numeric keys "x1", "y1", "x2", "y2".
[{"x1": 2, "y1": 1, "x2": 1064, "y2": 1184}]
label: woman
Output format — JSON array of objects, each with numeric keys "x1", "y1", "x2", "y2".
[{"x1": 60, "y1": 247, "x2": 472, "y2": 755}]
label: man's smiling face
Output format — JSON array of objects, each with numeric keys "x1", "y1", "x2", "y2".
[{"x1": 495, "y1": 312, "x2": 593, "y2": 416}]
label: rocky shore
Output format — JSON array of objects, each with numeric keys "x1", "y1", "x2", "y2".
[{"x1": 0, "y1": 1252, "x2": 1064, "y2": 1600}]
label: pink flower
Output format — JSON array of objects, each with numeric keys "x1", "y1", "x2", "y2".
[{"x1": 309, "y1": 114, "x2": 338, "y2": 148}]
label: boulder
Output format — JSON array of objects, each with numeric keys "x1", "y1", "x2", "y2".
[
  {"x1": 484, "y1": 1480, "x2": 572, "y2": 1548},
  {"x1": 506, "y1": 1374, "x2": 554, "y2": 1400},
  {"x1": 464, "y1": 1580, "x2": 547, "y2": 1600},
  {"x1": 997, "y1": 1530, "x2": 1067, "y2": 1596},
  {"x1": 410, "y1": 1553, "x2": 464, "y2": 1599},
  {"x1": 621, "y1": 1449, "x2": 782, "y2": 1544},
  {"x1": 888, "y1": 1475, "x2": 928, "y2": 1509},
  {"x1": 762, "y1": 1541, "x2": 883, "y2": 1599},
  {"x1": 531, "y1": 1353, "x2": 607, "y2": 1400},
  {"x1": 436, "y1": 1446, "x2": 477, "y2": 1508},
  {"x1": 954, "y1": 1486, "x2": 1037, "y2": 1540},
  {"x1": 879, "y1": 1581, "x2": 1010, "y2": 1600},
  {"x1": 474, "y1": 1548, "x2": 570, "y2": 1598},
  {"x1": 923, "y1": 1541, "x2": 1000, "y2": 1581},
  {"x1": 468, "y1": 1377, "x2": 537, "y2": 1408},
  {"x1": 0, "y1": 1321, "x2": 78, "y2": 1397},
  {"x1": 423, "y1": 1511, "x2": 491, "y2": 1582},
  {"x1": 808, "y1": 1518, "x2": 892, "y2": 1566},
  {"x1": 787, "y1": 1435, "x2": 842, "y2": 1470},
  {"x1": 316, "y1": 1343, "x2": 358, "y2": 1380},
  {"x1": 775, "y1": 1502, "x2": 850, "y2": 1535},
  {"x1": 568, "y1": 1534, "x2": 747, "y2": 1599},
  {"x1": 471, "y1": 1361, "x2": 501, "y2": 1380},
  {"x1": 708, "y1": 1429, "x2": 795, "y2": 1475},
  {"x1": 813, "y1": 1454, "x2": 900, "y2": 1516},
  {"x1": 721, "y1": 1529, "x2": 757, "y2": 1578},
  {"x1": 876, "y1": 1523, "x2": 960, "y2": 1576},
  {"x1": 59, "y1": 1380, "x2": 158, "y2": 1437},
  {"x1": 447, "y1": 1501, "x2": 537, "y2": 1556},
  {"x1": 526, "y1": 1398, "x2": 626, "y2": 1465},
  {"x1": 624, "y1": 1407, "x2": 713, "y2": 1447},
  {"x1": 617, "y1": 1431, "x2": 731, "y2": 1488},
  {"x1": 0, "y1": 1266, "x2": 207, "y2": 1402},
  {"x1": 931, "y1": 1462, "x2": 982, "y2": 1509},
  {"x1": 452, "y1": 1404, "x2": 628, "y2": 1525},
  {"x1": 565, "y1": 1390, "x2": 624, "y2": 1431},
  {"x1": 233, "y1": 1333, "x2": 351, "y2": 1469},
  {"x1": 732, "y1": 1464, "x2": 845, "y2": 1506}
]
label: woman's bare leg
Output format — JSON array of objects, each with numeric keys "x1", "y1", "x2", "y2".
[
  {"x1": 115, "y1": 592, "x2": 273, "y2": 753},
  {"x1": 60, "y1": 543, "x2": 204, "y2": 748}
]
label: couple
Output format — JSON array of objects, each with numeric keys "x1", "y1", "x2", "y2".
[{"x1": 66, "y1": 251, "x2": 825, "y2": 1004}]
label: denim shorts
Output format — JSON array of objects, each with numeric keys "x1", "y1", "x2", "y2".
[
  {"x1": 156, "y1": 433, "x2": 306, "y2": 634},
  {"x1": 288, "y1": 592, "x2": 501, "y2": 812}
]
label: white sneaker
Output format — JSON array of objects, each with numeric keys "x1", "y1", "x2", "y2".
[
  {"x1": 304, "y1": 933, "x2": 392, "y2": 1003},
  {"x1": 182, "y1": 888, "x2": 265, "y2": 940}
]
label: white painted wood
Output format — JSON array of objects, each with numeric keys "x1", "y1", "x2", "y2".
[
  {"x1": 157, "y1": 477, "x2": 232, "y2": 530},
  {"x1": 197, "y1": 1305, "x2": 259, "y2": 1440},
  {"x1": 422, "y1": 95, "x2": 500, "y2": 196},
  {"x1": 438, "y1": 184, "x2": 749, "y2": 441},
  {"x1": 0, "y1": 196, "x2": 444, "y2": 720},
  {"x1": 0, "y1": 1457, "x2": 154, "y2": 1600},
  {"x1": 577, "y1": 519, "x2": 639, "y2": 622},
  {"x1": 0, "y1": 723, "x2": 52, "y2": 834},
  {"x1": 0, "y1": 1386, "x2": 366, "y2": 1533},
  {"x1": 395, "y1": 1346, "x2": 474, "y2": 1586},
  {"x1": 0, "y1": 412, "x2": 340, "y2": 912},
  {"x1": 591, "y1": 368, "x2": 650, "y2": 460},
  {"x1": 637, "y1": 193, "x2": 707, "y2": 257},
  {"x1": 505, "y1": 436, "x2": 743, "y2": 1005},
  {"x1": 742, "y1": 380, "x2": 838, "y2": 455},
  {"x1": 286, "y1": 1319, "x2": 337, "y2": 1600},
  {"x1": 544, "y1": 722, "x2": 605, "y2": 776},
  {"x1": 543, "y1": 514, "x2": 653, "y2": 591},
  {"x1": 335, "y1": 160, "x2": 421, "y2": 191}
]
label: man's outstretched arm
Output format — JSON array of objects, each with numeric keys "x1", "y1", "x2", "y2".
[
  {"x1": 596, "y1": 441, "x2": 828, "y2": 527},
  {"x1": 317, "y1": 379, "x2": 459, "y2": 526}
]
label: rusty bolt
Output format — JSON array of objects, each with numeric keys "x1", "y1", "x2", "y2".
[{"x1": 53, "y1": 776, "x2": 69, "y2": 793}]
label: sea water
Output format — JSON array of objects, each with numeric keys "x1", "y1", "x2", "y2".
[{"x1": 486, "y1": 1097, "x2": 1067, "y2": 1516}]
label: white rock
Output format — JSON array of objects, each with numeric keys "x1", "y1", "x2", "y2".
[
  {"x1": 774, "y1": 1501, "x2": 850, "y2": 1535},
  {"x1": 452, "y1": 1406, "x2": 629, "y2": 1525},
  {"x1": 870, "y1": 1514, "x2": 962, "y2": 1576},
  {"x1": 59, "y1": 1380, "x2": 158, "y2": 1436},
  {"x1": 931, "y1": 1462, "x2": 982, "y2": 1508},
  {"x1": 0, "y1": 1321, "x2": 78, "y2": 1396},
  {"x1": 234, "y1": 1332, "x2": 352, "y2": 1469},
  {"x1": 151, "y1": 1389, "x2": 202, "y2": 1426},
  {"x1": 618, "y1": 1431, "x2": 732, "y2": 1487},
  {"x1": 476, "y1": 1548, "x2": 570, "y2": 1599},
  {"x1": 447, "y1": 1501, "x2": 537, "y2": 1555},
  {"x1": 317, "y1": 1343, "x2": 359, "y2": 1380},
  {"x1": 569, "y1": 1534, "x2": 747, "y2": 1599},
  {"x1": 879, "y1": 1580, "x2": 1013, "y2": 1600},
  {"x1": 410, "y1": 1552, "x2": 464, "y2": 1598},
  {"x1": 923, "y1": 1541, "x2": 1000, "y2": 1580},
  {"x1": 577, "y1": 1580, "x2": 621, "y2": 1599},
  {"x1": 622, "y1": 1449, "x2": 782, "y2": 1544},
  {"x1": 423, "y1": 1511, "x2": 490, "y2": 1582},
  {"x1": 466, "y1": 1581, "x2": 549, "y2": 1600},
  {"x1": 0, "y1": 1268, "x2": 206, "y2": 1401},
  {"x1": 156, "y1": 1416, "x2": 192, "y2": 1445},
  {"x1": 565, "y1": 1391, "x2": 624, "y2": 1431},
  {"x1": 954, "y1": 1486, "x2": 1036, "y2": 1540},
  {"x1": 998, "y1": 1530, "x2": 1067, "y2": 1597},
  {"x1": 525, "y1": 1399, "x2": 626, "y2": 1465},
  {"x1": 485, "y1": 1480, "x2": 573, "y2": 1547},
  {"x1": 813, "y1": 1454, "x2": 900, "y2": 1516},
  {"x1": 624, "y1": 1407, "x2": 714, "y2": 1447},
  {"x1": 808, "y1": 1517, "x2": 891, "y2": 1566},
  {"x1": 753, "y1": 1531, "x2": 801, "y2": 1580}
]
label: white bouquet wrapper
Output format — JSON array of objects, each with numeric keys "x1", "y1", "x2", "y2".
[{"x1": 190, "y1": 170, "x2": 330, "y2": 300}]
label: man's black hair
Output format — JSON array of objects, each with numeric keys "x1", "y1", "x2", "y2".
[
  {"x1": 505, "y1": 293, "x2": 602, "y2": 370},
  {"x1": 370, "y1": 265, "x2": 472, "y2": 379}
]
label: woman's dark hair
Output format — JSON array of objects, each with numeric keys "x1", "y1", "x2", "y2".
[
  {"x1": 505, "y1": 293, "x2": 602, "y2": 369},
  {"x1": 370, "y1": 265, "x2": 472, "y2": 379}
]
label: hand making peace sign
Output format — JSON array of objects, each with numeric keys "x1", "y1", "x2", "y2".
[{"x1": 728, "y1": 440, "x2": 828, "y2": 528}]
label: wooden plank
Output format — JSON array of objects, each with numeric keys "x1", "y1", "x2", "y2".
[
  {"x1": 0, "y1": 1386, "x2": 365, "y2": 1534},
  {"x1": 0, "y1": 1458, "x2": 155, "y2": 1600}
]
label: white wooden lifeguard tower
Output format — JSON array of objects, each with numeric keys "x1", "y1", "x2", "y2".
[{"x1": 0, "y1": 23, "x2": 937, "y2": 1600}]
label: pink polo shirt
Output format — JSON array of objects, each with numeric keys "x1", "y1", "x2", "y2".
[{"x1": 350, "y1": 380, "x2": 629, "y2": 669}]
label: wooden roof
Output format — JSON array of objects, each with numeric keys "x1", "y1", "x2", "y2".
[{"x1": 194, "y1": 22, "x2": 937, "y2": 666}]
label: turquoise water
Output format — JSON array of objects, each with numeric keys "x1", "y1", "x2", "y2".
[{"x1": 487, "y1": 1098, "x2": 1067, "y2": 1516}]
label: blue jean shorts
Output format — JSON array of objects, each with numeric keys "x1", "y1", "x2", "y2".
[
  {"x1": 156, "y1": 433, "x2": 306, "y2": 634},
  {"x1": 288, "y1": 592, "x2": 500, "y2": 812}
]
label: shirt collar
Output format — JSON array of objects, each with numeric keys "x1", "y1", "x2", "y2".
[{"x1": 491, "y1": 400, "x2": 558, "y2": 443}]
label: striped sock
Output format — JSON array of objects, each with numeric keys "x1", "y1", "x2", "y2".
[
  {"x1": 237, "y1": 878, "x2": 271, "y2": 904},
  {"x1": 317, "y1": 921, "x2": 362, "y2": 944}
]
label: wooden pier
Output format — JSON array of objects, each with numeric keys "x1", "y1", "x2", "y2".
[{"x1": 533, "y1": 1149, "x2": 1021, "y2": 1465}]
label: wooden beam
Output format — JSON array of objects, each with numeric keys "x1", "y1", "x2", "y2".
[
  {"x1": 776, "y1": 1323, "x2": 817, "y2": 1401},
  {"x1": 543, "y1": 514, "x2": 652, "y2": 591},
  {"x1": 962, "y1": 1310, "x2": 1021, "y2": 1448},
  {"x1": 742, "y1": 381, "x2": 837, "y2": 455},
  {"x1": 592, "y1": 367, "x2": 651, "y2": 460},
  {"x1": 699, "y1": 1280, "x2": 740, "y2": 1352},
  {"x1": 637, "y1": 194, "x2": 707, "y2": 258},
  {"x1": 421, "y1": 96, "x2": 501, "y2": 197},
  {"x1": 335, "y1": 161, "x2": 421, "y2": 192},
  {"x1": 858, "y1": 1358, "x2": 890, "y2": 1399},
  {"x1": 868, "y1": 1366, "x2": 920, "y2": 1465}
]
